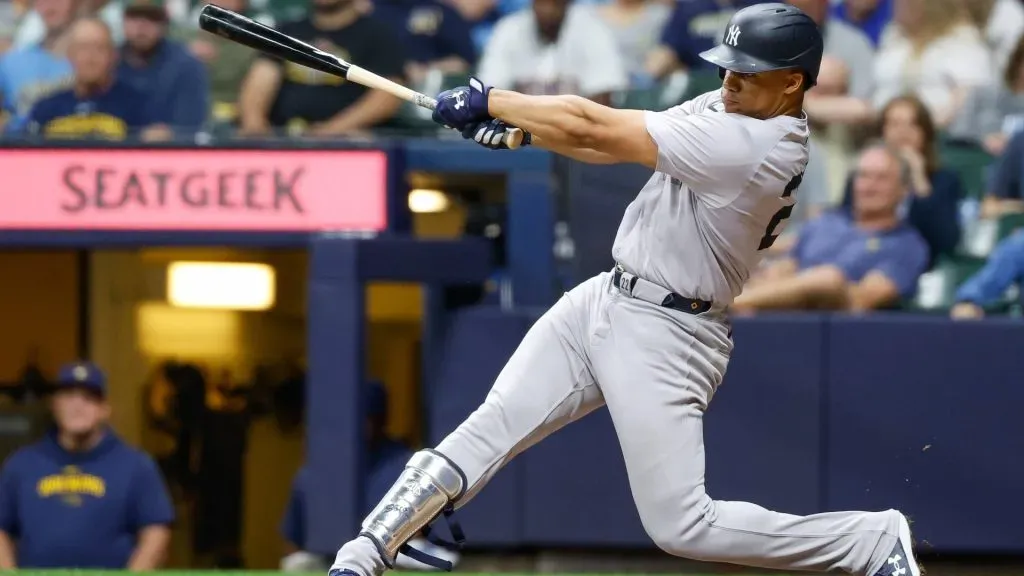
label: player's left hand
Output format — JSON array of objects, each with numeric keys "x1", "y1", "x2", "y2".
[
  {"x1": 432, "y1": 77, "x2": 492, "y2": 130},
  {"x1": 461, "y1": 119, "x2": 532, "y2": 150}
]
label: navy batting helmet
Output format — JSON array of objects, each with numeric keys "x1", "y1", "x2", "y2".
[{"x1": 699, "y1": 3, "x2": 824, "y2": 88}]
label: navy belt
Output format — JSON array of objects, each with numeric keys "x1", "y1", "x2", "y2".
[{"x1": 612, "y1": 267, "x2": 713, "y2": 315}]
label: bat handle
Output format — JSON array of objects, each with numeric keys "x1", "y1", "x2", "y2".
[
  {"x1": 503, "y1": 127, "x2": 526, "y2": 149},
  {"x1": 452, "y1": 123, "x2": 527, "y2": 150}
]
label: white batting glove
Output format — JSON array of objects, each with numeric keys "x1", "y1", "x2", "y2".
[{"x1": 460, "y1": 119, "x2": 532, "y2": 150}]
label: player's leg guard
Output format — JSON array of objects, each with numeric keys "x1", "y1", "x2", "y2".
[{"x1": 359, "y1": 449, "x2": 467, "y2": 571}]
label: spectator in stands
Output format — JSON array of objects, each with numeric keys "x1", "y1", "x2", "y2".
[
  {"x1": 477, "y1": 0, "x2": 627, "y2": 105},
  {"x1": 280, "y1": 381, "x2": 456, "y2": 572},
  {"x1": 368, "y1": 0, "x2": 477, "y2": 87},
  {"x1": 840, "y1": 95, "x2": 963, "y2": 264},
  {"x1": 981, "y1": 127, "x2": 1024, "y2": 217},
  {"x1": 594, "y1": 0, "x2": 670, "y2": 87},
  {"x1": 238, "y1": 0, "x2": 405, "y2": 137},
  {"x1": 174, "y1": 0, "x2": 256, "y2": 125},
  {"x1": 117, "y1": 0, "x2": 208, "y2": 134},
  {"x1": 444, "y1": 0, "x2": 605, "y2": 52},
  {"x1": 179, "y1": 0, "x2": 277, "y2": 32},
  {"x1": 0, "y1": 0, "x2": 74, "y2": 133},
  {"x1": 644, "y1": 0, "x2": 756, "y2": 81},
  {"x1": 949, "y1": 229, "x2": 1024, "y2": 319},
  {"x1": 872, "y1": 0, "x2": 994, "y2": 127},
  {"x1": 442, "y1": 0, "x2": 501, "y2": 51},
  {"x1": 788, "y1": 0, "x2": 875, "y2": 126},
  {"x1": 24, "y1": 17, "x2": 171, "y2": 140},
  {"x1": 0, "y1": 362, "x2": 174, "y2": 569},
  {"x1": 733, "y1": 144, "x2": 929, "y2": 313},
  {"x1": 0, "y1": 1, "x2": 26, "y2": 54},
  {"x1": 830, "y1": 0, "x2": 893, "y2": 47},
  {"x1": 782, "y1": 0, "x2": 877, "y2": 222},
  {"x1": 14, "y1": 0, "x2": 124, "y2": 49},
  {"x1": 962, "y1": 0, "x2": 1024, "y2": 75},
  {"x1": 948, "y1": 35, "x2": 1024, "y2": 156}
]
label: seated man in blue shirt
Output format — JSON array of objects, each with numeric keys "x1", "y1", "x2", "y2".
[
  {"x1": 25, "y1": 17, "x2": 170, "y2": 140},
  {"x1": 733, "y1": 144, "x2": 930, "y2": 313},
  {"x1": 950, "y1": 230, "x2": 1024, "y2": 319},
  {"x1": 0, "y1": 362, "x2": 174, "y2": 569}
]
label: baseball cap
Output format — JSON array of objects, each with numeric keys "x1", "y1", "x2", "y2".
[
  {"x1": 124, "y1": 0, "x2": 169, "y2": 21},
  {"x1": 55, "y1": 361, "x2": 107, "y2": 397}
]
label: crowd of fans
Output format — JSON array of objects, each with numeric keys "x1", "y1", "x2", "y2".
[{"x1": 1, "y1": 0, "x2": 1024, "y2": 314}]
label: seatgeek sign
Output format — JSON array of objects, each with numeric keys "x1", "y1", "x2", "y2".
[{"x1": 0, "y1": 149, "x2": 388, "y2": 231}]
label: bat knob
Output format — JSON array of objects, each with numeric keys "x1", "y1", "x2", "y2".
[{"x1": 505, "y1": 128, "x2": 525, "y2": 150}]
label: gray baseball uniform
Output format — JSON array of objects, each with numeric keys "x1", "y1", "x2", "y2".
[{"x1": 332, "y1": 91, "x2": 903, "y2": 576}]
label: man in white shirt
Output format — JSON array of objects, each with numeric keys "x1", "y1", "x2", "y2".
[{"x1": 477, "y1": 0, "x2": 628, "y2": 105}]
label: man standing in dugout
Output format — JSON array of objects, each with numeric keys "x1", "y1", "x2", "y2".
[{"x1": 0, "y1": 362, "x2": 174, "y2": 569}]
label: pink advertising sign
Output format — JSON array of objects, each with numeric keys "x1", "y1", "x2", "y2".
[{"x1": 0, "y1": 148, "x2": 388, "y2": 231}]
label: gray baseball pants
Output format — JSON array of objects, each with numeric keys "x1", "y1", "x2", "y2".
[{"x1": 334, "y1": 272, "x2": 901, "y2": 575}]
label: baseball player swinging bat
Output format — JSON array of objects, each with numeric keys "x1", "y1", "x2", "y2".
[
  {"x1": 326, "y1": 3, "x2": 923, "y2": 576},
  {"x1": 197, "y1": 4, "x2": 525, "y2": 148}
]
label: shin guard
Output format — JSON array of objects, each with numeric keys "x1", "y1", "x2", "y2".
[{"x1": 359, "y1": 449, "x2": 467, "y2": 570}]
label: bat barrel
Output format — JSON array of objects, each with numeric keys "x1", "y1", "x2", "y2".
[{"x1": 199, "y1": 5, "x2": 349, "y2": 77}]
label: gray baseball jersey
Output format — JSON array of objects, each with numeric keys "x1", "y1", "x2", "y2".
[{"x1": 612, "y1": 90, "x2": 809, "y2": 306}]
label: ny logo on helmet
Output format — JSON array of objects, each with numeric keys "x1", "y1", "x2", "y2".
[{"x1": 725, "y1": 25, "x2": 741, "y2": 47}]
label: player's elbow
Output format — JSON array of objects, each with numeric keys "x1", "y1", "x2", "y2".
[
  {"x1": 554, "y1": 95, "x2": 602, "y2": 148},
  {"x1": 559, "y1": 101, "x2": 655, "y2": 166}
]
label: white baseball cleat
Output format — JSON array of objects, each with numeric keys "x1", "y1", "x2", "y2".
[{"x1": 871, "y1": 514, "x2": 921, "y2": 576}]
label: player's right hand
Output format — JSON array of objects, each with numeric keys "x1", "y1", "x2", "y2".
[{"x1": 461, "y1": 119, "x2": 531, "y2": 150}]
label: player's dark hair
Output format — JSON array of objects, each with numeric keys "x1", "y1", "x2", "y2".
[{"x1": 876, "y1": 95, "x2": 939, "y2": 175}]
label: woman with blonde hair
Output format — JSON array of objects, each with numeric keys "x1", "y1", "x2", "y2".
[{"x1": 871, "y1": 0, "x2": 995, "y2": 127}]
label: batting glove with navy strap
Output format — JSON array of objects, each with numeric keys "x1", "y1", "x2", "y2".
[
  {"x1": 432, "y1": 77, "x2": 492, "y2": 131},
  {"x1": 461, "y1": 119, "x2": 532, "y2": 150}
]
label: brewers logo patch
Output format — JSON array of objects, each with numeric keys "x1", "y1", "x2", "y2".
[{"x1": 37, "y1": 465, "x2": 106, "y2": 506}]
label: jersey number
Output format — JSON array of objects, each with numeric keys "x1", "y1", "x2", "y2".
[{"x1": 758, "y1": 173, "x2": 803, "y2": 251}]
